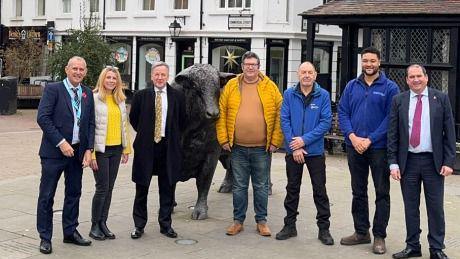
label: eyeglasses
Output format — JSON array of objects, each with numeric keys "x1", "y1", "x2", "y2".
[
  {"x1": 105, "y1": 65, "x2": 119, "y2": 70},
  {"x1": 243, "y1": 63, "x2": 259, "y2": 68}
]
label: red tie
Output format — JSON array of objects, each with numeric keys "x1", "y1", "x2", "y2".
[{"x1": 410, "y1": 95, "x2": 422, "y2": 148}]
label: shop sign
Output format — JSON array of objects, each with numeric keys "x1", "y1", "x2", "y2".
[
  {"x1": 8, "y1": 27, "x2": 44, "y2": 40},
  {"x1": 228, "y1": 15, "x2": 253, "y2": 30},
  {"x1": 209, "y1": 38, "x2": 250, "y2": 44}
]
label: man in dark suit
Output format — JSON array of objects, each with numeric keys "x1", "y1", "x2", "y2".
[
  {"x1": 36, "y1": 56, "x2": 95, "y2": 254},
  {"x1": 129, "y1": 61, "x2": 185, "y2": 239},
  {"x1": 388, "y1": 64, "x2": 455, "y2": 259}
]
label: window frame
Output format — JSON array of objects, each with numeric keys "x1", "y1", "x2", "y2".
[
  {"x1": 174, "y1": 0, "x2": 188, "y2": 10},
  {"x1": 219, "y1": 0, "x2": 251, "y2": 9},
  {"x1": 115, "y1": 0, "x2": 126, "y2": 11},
  {"x1": 142, "y1": 0, "x2": 155, "y2": 11},
  {"x1": 62, "y1": 0, "x2": 71, "y2": 13},
  {"x1": 37, "y1": 0, "x2": 46, "y2": 16},
  {"x1": 90, "y1": 0, "x2": 100, "y2": 13},
  {"x1": 15, "y1": 0, "x2": 23, "y2": 17}
]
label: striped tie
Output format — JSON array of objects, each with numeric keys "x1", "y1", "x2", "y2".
[
  {"x1": 71, "y1": 88, "x2": 80, "y2": 127},
  {"x1": 154, "y1": 91, "x2": 163, "y2": 143}
]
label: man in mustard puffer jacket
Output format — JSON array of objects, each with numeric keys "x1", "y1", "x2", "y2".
[{"x1": 216, "y1": 51, "x2": 283, "y2": 237}]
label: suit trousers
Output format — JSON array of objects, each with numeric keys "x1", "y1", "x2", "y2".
[
  {"x1": 401, "y1": 152, "x2": 445, "y2": 251},
  {"x1": 132, "y1": 139, "x2": 176, "y2": 230},
  {"x1": 91, "y1": 145, "x2": 122, "y2": 223},
  {"x1": 37, "y1": 147, "x2": 83, "y2": 241},
  {"x1": 346, "y1": 147, "x2": 390, "y2": 238},
  {"x1": 283, "y1": 154, "x2": 331, "y2": 230}
]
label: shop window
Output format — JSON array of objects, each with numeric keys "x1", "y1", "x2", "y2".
[
  {"x1": 37, "y1": 0, "x2": 46, "y2": 16},
  {"x1": 211, "y1": 45, "x2": 246, "y2": 74},
  {"x1": 90, "y1": 0, "x2": 99, "y2": 12},
  {"x1": 115, "y1": 0, "x2": 126, "y2": 11},
  {"x1": 143, "y1": 0, "x2": 155, "y2": 10},
  {"x1": 174, "y1": 0, "x2": 187, "y2": 9},
  {"x1": 15, "y1": 0, "x2": 23, "y2": 17},
  {"x1": 220, "y1": 0, "x2": 251, "y2": 9},
  {"x1": 62, "y1": 0, "x2": 71, "y2": 13},
  {"x1": 138, "y1": 43, "x2": 164, "y2": 90},
  {"x1": 111, "y1": 43, "x2": 132, "y2": 87}
]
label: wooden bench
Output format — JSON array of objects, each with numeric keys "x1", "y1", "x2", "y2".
[
  {"x1": 17, "y1": 84, "x2": 44, "y2": 100},
  {"x1": 324, "y1": 112, "x2": 345, "y2": 154}
]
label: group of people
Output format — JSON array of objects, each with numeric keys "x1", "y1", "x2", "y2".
[{"x1": 35, "y1": 46, "x2": 455, "y2": 259}]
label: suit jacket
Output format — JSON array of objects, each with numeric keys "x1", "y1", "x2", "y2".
[
  {"x1": 130, "y1": 83, "x2": 186, "y2": 186},
  {"x1": 387, "y1": 87, "x2": 456, "y2": 174},
  {"x1": 37, "y1": 81, "x2": 95, "y2": 161}
]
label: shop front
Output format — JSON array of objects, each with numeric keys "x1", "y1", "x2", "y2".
[
  {"x1": 136, "y1": 37, "x2": 165, "y2": 90},
  {"x1": 208, "y1": 37, "x2": 251, "y2": 74}
]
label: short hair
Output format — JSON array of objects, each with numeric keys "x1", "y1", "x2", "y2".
[
  {"x1": 298, "y1": 61, "x2": 317, "y2": 72},
  {"x1": 406, "y1": 64, "x2": 427, "y2": 77},
  {"x1": 67, "y1": 56, "x2": 87, "y2": 68},
  {"x1": 151, "y1": 61, "x2": 169, "y2": 72},
  {"x1": 361, "y1": 47, "x2": 381, "y2": 60},
  {"x1": 241, "y1": 51, "x2": 260, "y2": 65}
]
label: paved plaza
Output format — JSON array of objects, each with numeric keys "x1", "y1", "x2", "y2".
[{"x1": 0, "y1": 110, "x2": 459, "y2": 259}]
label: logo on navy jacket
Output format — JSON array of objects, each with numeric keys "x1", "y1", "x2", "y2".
[{"x1": 372, "y1": 91, "x2": 385, "y2": 97}]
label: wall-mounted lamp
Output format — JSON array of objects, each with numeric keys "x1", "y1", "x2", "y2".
[{"x1": 169, "y1": 18, "x2": 182, "y2": 38}]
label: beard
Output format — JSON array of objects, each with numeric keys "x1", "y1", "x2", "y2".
[{"x1": 363, "y1": 67, "x2": 379, "y2": 77}]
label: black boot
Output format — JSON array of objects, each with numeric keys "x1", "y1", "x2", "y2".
[
  {"x1": 89, "y1": 222, "x2": 106, "y2": 240},
  {"x1": 100, "y1": 221, "x2": 115, "y2": 239}
]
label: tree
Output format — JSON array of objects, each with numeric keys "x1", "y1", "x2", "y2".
[
  {"x1": 4, "y1": 38, "x2": 43, "y2": 84},
  {"x1": 48, "y1": 17, "x2": 114, "y2": 87}
]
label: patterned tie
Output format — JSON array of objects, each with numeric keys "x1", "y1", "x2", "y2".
[
  {"x1": 154, "y1": 90, "x2": 163, "y2": 143},
  {"x1": 71, "y1": 87, "x2": 81, "y2": 127},
  {"x1": 410, "y1": 94, "x2": 422, "y2": 148}
]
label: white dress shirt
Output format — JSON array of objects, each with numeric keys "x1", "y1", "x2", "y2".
[{"x1": 408, "y1": 87, "x2": 432, "y2": 153}]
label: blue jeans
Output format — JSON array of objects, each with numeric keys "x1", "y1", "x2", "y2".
[{"x1": 231, "y1": 145, "x2": 270, "y2": 224}]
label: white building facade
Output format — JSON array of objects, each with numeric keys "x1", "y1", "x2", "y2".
[{"x1": 1, "y1": 0, "x2": 341, "y2": 97}]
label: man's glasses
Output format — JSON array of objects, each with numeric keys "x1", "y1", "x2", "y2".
[{"x1": 243, "y1": 63, "x2": 259, "y2": 68}]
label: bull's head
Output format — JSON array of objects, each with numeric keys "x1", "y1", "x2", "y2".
[{"x1": 171, "y1": 64, "x2": 221, "y2": 123}]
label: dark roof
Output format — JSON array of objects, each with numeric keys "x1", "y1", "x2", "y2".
[
  {"x1": 302, "y1": 0, "x2": 460, "y2": 16},
  {"x1": 300, "y1": 0, "x2": 460, "y2": 25}
]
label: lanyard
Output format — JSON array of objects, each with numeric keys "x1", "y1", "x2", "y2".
[{"x1": 63, "y1": 78, "x2": 82, "y2": 125}]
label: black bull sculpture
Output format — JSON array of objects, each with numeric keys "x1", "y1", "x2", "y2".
[{"x1": 170, "y1": 64, "x2": 235, "y2": 220}]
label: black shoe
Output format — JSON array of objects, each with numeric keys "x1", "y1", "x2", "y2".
[
  {"x1": 318, "y1": 229, "x2": 334, "y2": 245},
  {"x1": 160, "y1": 227, "x2": 178, "y2": 238},
  {"x1": 131, "y1": 227, "x2": 144, "y2": 239},
  {"x1": 39, "y1": 239, "x2": 52, "y2": 254},
  {"x1": 392, "y1": 248, "x2": 422, "y2": 259},
  {"x1": 63, "y1": 231, "x2": 92, "y2": 246},
  {"x1": 89, "y1": 223, "x2": 106, "y2": 240},
  {"x1": 100, "y1": 221, "x2": 116, "y2": 239},
  {"x1": 275, "y1": 225, "x2": 297, "y2": 240},
  {"x1": 430, "y1": 250, "x2": 449, "y2": 259}
]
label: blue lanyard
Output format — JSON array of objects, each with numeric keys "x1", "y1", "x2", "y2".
[{"x1": 63, "y1": 78, "x2": 82, "y2": 123}]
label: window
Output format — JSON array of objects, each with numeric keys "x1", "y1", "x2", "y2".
[
  {"x1": 174, "y1": 0, "x2": 188, "y2": 9},
  {"x1": 37, "y1": 0, "x2": 46, "y2": 16},
  {"x1": 143, "y1": 0, "x2": 155, "y2": 10},
  {"x1": 115, "y1": 0, "x2": 126, "y2": 11},
  {"x1": 15, "y1": 0, "x2": 22, "y2": 16},
  {"x1": 220, "y1": 0, "x2": 251, "y2": 8},
  {"x1": 62, "y1": 0, "x2": 71, "y2": 13},
  {"x1": 90, "y1": 0, "x2": 99, "y2": 12}
]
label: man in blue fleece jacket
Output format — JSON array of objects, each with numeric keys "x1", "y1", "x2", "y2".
[
  {"x1": 276, "y1": 61, "x2": 334, "y2": 246},
  {"x1": 338, "y1": 47, "x2": 400, "y2": 254}
]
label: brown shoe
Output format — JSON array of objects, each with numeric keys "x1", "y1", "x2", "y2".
[
  {"x1": 373, "y1": 237, "x2": 386, "y2": 254},
  {"x1": 340, "y1": 232, "x2": 371, "y2": 245},
  {"x1": 226, "y1": 223, "x2": 243, "y2": 235},
  {"x1": 257, "y1": 223, "x2": 271, "y2": 237}
]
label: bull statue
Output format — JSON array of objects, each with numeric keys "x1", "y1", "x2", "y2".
[{"x1": 171, "y1": 64, "x2": 232, "y2": 220}]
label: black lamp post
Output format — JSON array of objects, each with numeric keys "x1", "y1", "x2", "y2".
[{"x1": 168, "y1": 19, "x2": 182, "y2": 38}]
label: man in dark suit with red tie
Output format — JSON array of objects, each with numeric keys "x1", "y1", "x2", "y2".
[
  {"x1": 129, "y1": 61, "x2": 185, "y2": 239},
  {"x1": 388, "y1": 64, "x2": 455, "y2": 259},
  {"x1": 36, "y1": 56, "x2": 95, "y2": 254}
]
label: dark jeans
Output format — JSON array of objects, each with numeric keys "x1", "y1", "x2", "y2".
[
  {"x1": 37, "y1": 153, "x2": 83, "y2": 241},
  {"x1": 91, "y1": 145, "x2": 122, "y2": 223},
  {"x1": 401, "y1": 152, "x2": 445, "y2": 251},
  {"x1": 132, "y1": 139, "x2": 175, "y2": 230},
  {"x1": 283, "y1": 155, "x2": 331, "y2": 230},
  {"x1": 231, "y1": 145, "x2": 270, "y2": 224},
  {"x1": 346, "y1": 147, "x2": 390, "y2": 238}
]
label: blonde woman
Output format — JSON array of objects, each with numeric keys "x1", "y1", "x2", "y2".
[{"x1": 89, "y1": 66, "x2": 131, "y2": 240}]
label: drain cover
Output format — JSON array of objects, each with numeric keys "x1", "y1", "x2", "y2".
[{"x1": 175, "y1": 239, "x2": 198, "y2": 245}]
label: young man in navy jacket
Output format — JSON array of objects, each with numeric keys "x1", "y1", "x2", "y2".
[
  {"x1": 276, "y1": 61, "x2": 334, "y2": 245},
  {"x1": 338, "y1": 47, "x2": 400, "y2": 254}
]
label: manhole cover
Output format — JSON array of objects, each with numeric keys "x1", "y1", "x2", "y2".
[{"x1": 175, "y1": 239, "x2": 198, "y2": 245}]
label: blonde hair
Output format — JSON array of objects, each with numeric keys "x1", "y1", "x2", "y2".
[{"x1": 93, "y1": 67, "x2": 126, "y2": 103}]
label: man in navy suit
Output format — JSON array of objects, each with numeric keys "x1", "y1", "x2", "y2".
[
  {"x1": 36, "y1": 56, "x2": 95, "y2": 254},
  {"x1": 388, "y1": 64, "x2": 455, "y2": 259}
]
